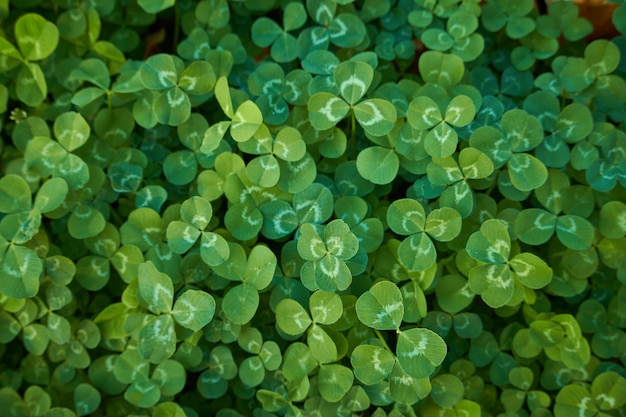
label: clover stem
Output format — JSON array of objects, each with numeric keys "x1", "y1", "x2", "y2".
[
  {"x1": 374, "y1": 329, "x2": 393, "y2": 354},
  {"x1": 350, "y1": 111, "x2": 357, "y2": 160}
]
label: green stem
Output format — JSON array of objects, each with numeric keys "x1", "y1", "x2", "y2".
[
  {"x1": 350, "y1": 111, "x2": 357, "y2": 160},
  {"x1": 374, "y1": 329, "x2": 393, "y2": 354}
]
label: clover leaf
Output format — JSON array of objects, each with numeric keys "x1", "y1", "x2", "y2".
[
  {"x1": 297, "y1": 219, "x2": 359, "y2": 292},
  {"x1": 387, "y1": 198, "x2": 462, "y2": 271},
  {"x1": 251, "y1": 2, "x2": 307, "y2": 63},
  {"x1": 470, "y1": 109, "x2": 547, "y2": 193},
  {"x1": 166, "y1": 196, "x2": 230, "y2": 267},
  {"x1": 248, "y1": 63, "x2": 311, "y2": 125},
  {"x1": 466, "y1": 219, "x2": 553, "y2": 308},
  {"x1": 308, "y1": 60, "x2": 397, "y2": 137},
  {"x1": 426, "y1": 147, "x2": 494, "y2": 217},
  {"x1": 514, "y1": 170, "x2": 595, "y2": 251},
  {"x1": 212, "y1": 243, "x2": 277, "y2": 325}
]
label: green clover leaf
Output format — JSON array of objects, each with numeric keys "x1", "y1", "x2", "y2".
[{"x1": 298, "y1": 219, "x2": 359, "y2": 292}]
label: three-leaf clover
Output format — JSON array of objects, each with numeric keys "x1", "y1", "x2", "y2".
[
  {"x1": 308, "y1": 60, "x2": 397, "y2": 137},
  {"x1": 166, "y1": 196, "x2": 230, "y2": 267},
  {"x1": 135, "y1": 261, "x2": 216, "y2": 362},
  {"x1": 514, "y1": 170, "x2": 596, "y2": 251},
  {"x1": 426, "y1": 147, "x2": 495, "y2": 217},
  {"x1": 297, "y1": 219, "x2": 359, "y2": 292},
  {"x1": 212, "y1": 243, "x2": 277, "y2": 325},
  {"x1": 276, "y1": 290, "x2": 344, "y2": 364},
  {"x1": 470, "y1": 109, "x2": 548, "y2": 193},
  {"x1": 251, "y1": 2, "x2": 308, "y2": 63},
  {"x1": 25, "y1": 111, "x2": 91, "y2": 190},
  {"x1": 387, "y1": 198, "x2": 462, "y2": 271},
  {"x1": 465, "y1": 219, "x2": 553, "y2": 308},
  {"x1": 0, "y1": 13, "x2": 59, "y2": 106}
]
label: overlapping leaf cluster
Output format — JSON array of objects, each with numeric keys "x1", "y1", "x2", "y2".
[{"x1": 0, "y1": 0, "x2": 625, "y2": 417}]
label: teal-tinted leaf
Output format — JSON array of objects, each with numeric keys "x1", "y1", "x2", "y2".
[
  {"x1": 138, "y1": 261, "x2": 173, "y2": 314},
  {"x1": 509, "y1": 252, "x2": 552, "y2": 289},
  {"x1": 108, "y1": 161, "x2": 142, "y2": 193},
  {"x1": 354, "y1": 99, "x2": 397, "y2": 136},
  {"x1": 222, "y1": 283, "x2": 259, "y2": 325},
  {"x1": 318, "y1": 364, "x2": 354, "y2": 403},
  {"x1": 555, "y1": 215, "x2": 595, "y2": 250},
  {"x1": 329, "y1": 13, "x2": 366, "y2": 48},
  {"x1": 466, "y1": 219, "x2": 510, "y2": 264},
  {"x1": 308, "y1": 92, "x2": 350, "y2": 130},
  {"x1": 276, "y1": 299, "x2": 311, "y2": 336},
  {"x1": 397, "y1": 328, "x2": 447, "y2": 380},
  {"x1": 469, "y1": 264, "x2": 513, "y2": 308},
  {"x1": 0, "y1": 174, "x2": 31, "y2": 213},
  {"x1": 239, "y1": 356, "x2": 265, "y2": 387},
  {"x1": 387, "y1": 198, "x2": 425, "y2": 235},
  {"x1": 351, "y1": 344, "x2": 395, "y2": 385},
  {"x1": 251, "y1": 17, "x2": 282, "y2": 48},
  {"x1": 74, "y1": 384, "x2": 100, "y2": 417},
  {"x1": 356, "y1": 280, "x2": 404, "y2": 330},
  {"x1": 163, "y1": 150, "x2": 197, "y2": 185},
  {"x1": 15, "y1": 13, "x2": 59, "y2": 61},
  {"x1": 259, "y1": 200, "x2": 298, "y2": 239},
  {"x1": 138, "y1": 314, "x2": 176, "y2": 364},
  {"x1": 335, "y1": 60, "x2": 373, "y2": 105},
  {"x1": 0, "y1": 245, "x2": 42, "y2": 299},
  {"x1": 172, "y1": 289, "x2": 215, "y2": 331},
  {"x1": 283, "y1": 1, "x2": 307, "y2": 31}
]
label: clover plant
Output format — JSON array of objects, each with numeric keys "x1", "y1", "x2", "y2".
[{"x1": 0, "y1": 1, "x2": 626, "y2": 416}]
